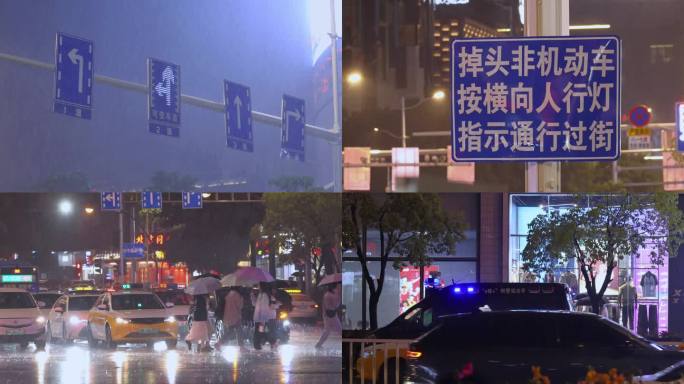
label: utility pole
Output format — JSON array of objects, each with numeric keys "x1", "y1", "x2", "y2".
[
  {"x1": 118, "y1": 209, "x2": 124, "y2": 283},
  {"x1": 330, "y1": 0, "x2": 341, "y2": 191},
  {"x1": 524, "y1": 0, "x2": 568, "y2": 192}
]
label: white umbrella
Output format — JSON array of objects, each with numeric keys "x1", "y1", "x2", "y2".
[
  {"x1": 318, "y1": 273, "x2": 342, "y2": 286},
  {"x1": 185, "y1": 276, "x2": 221, "y2": 295},
  {"x1": 220, "y1": 267, "x2": 274, "y2": 287}
]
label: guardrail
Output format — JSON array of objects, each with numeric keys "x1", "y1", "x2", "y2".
[{"x1": 343, "y1": 338, "x2": 413, "y2": 384}]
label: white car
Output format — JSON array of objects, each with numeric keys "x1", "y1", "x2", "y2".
[
  {"x1": 154, "y1": 290, "x2": 191, "y2": 336},
  {"x1": 289, "y1": 292, "x2": 320, "y2": 323},
  {"x1": 32, "y1": 291, "x2": 62, "y2": 319},
  {"x1": 46, "y1": 294, "x2": 99, "y2": 343},
  {"x1": 0, "y1": 288, "x2": 47, "y2": 349}
]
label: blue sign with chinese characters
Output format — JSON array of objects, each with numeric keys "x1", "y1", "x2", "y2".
[
  {"x1": 100, "y1": 192, "x2": 121, "y2": 211},
  {"x1": 54, "y1": 33, "x2": 94, "y2": 119},
  {"x1": 182, "y1": 192, "x2": 203, "y2": 209},
  {"x1": 451, "y1": 36, "x2": 621, "y2": 161},
  {"x1": 224, "y1": 81, "x2": 253, "y2": 152},
  {"x1": 122, "y1": 243, "x2": 145, "y2": 259},
  {"x1": 280, "y1": 95, "x2": 306, "y2": 161},
  {"x1": 148, "y1": 58, "x2": 180, "y2": 137},
  {"x1": 141, "y1": 192, "x2": 162, "y2": 209}
]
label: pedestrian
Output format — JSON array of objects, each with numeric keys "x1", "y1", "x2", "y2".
[
  {"x1": 252, "y1": 282, "x2": 280, "y2": 350},
  {"x1": 186, "y1": 294, "x2": 212, "y2": 352},
  {"x1": 221, "y1": 286, "x2": 246, "y2": 351},
  {"x1": 316, "y1": 283, "x2": 341, "y2": 349}
]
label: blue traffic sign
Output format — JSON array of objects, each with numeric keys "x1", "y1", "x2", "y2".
[
  {"x1": 141, "y1": 192, "x2": 162, "y2": 209},
  {"x1": 122, "y1": 243, "x2": 145, "y2": 259},
  {"x1": 677, "y1": 102, "x2": 684, "y2": 152},
  {"x1": 280, "y1": 94, "x2": 306, "y2": 161},
  {"x1": 224, "y1": 81, "x2": 253, "y2": 152},
  {"x1": 451, "y1": 36, "x2": 621, "y2": 162},
  {"x1": 101, "y1": 192, "x2": 121, "y2": 211},
  {"x1": 148, "y1": 58, "x2": 181, "y2": 137},
  {"x1": 182, "y1": 192, "x2": 203, "y2": 209},
  {"x1": 54, "y1": 33, "x2": 94, "y2": 119}
]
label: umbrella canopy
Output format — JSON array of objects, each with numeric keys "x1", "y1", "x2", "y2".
[
  {"x1": 185, "y1": 276, "x2": 221, "y2": 295},
  {"x1": 220, "y1": 267, "x2": 274, "y2": 287},
  {"x1": 318, "y1": 273, "x2": 341, "y2": 287}
]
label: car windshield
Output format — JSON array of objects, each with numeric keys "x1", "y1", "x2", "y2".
[
  {"x1": 156, "y1": 292, "x2": 191, "y2": 306},
  {"x1": 33, "y1": 293, "x2": 61, "y2": 308},
  {"x1": 111, "y1": 294, "x2": 164, "y2": 310},
  {"x1": 68, "y1": 296, "x2": 99, "y2": 311},
  {"x1": 0, "y1": 292, "x2": 36, "y2": 309}
]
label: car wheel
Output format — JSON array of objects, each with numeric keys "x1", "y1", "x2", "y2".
[
  {"x1": 86, "y1": 323, "x2": 98, "y2": 348},
  {"x1": 379, "y1": 359, "x2": 407, "y2": 384},
  {"x1": 166, "y1": 340, "x2": 177, "y2": 350},
  {"x1": 62, "y1": 324, "x2": 73, "y2": 344},
  {"x1": 34, "y1": 339, "x2": 46, "y2": 351},
  {"x1": 104, "y1": 324, "x2": 117, "y2": 349}
]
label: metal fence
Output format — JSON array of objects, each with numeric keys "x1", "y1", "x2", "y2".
[{"x1": 342, "y1": 338, "x2": 412, "y2": 384}]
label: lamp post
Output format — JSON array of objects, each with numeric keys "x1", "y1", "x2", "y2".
[{"x1": 400, "y1": 90, "x2": 446, "y2": 148}]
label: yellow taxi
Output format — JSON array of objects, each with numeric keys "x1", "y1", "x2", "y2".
[{"x1": 86, "y1": 290, "x2": 178, "y2": 349}]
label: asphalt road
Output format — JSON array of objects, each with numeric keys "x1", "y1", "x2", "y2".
[{"x1": 0, "y1": 324, "x2": 341, "y2": 384}]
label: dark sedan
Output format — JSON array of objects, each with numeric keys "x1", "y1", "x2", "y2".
[{"x1": 404, "y1": 311, "x2": 684, "y2": 383}]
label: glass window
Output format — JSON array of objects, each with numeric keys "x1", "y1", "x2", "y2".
[
  {"x1": 111, "y1": 294, "x2": 164, "y2": 310},
  {"x1": 33, "y1": 293, "x2": 61, "y2": 309},
  {"x1": 557, "y1": 316, "x2": 624, "y2": 348},
  {"x1": 0, "y1": 292, "x2": 36, "y2": 309},
  {"x1": 68, "y1": 296, "x2": 99, "y2": 311}
]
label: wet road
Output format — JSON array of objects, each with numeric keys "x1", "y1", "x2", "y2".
[{"x1": 0, "y1": 324, "x2": 341, "y2": 384}]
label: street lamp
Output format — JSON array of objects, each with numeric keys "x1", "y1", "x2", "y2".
[
  {"x1": 372, "y1": 127, "x2": 404, "y2": 141},
  {"x1": 346, "y1": 71, "x2": 363, "y2": 85},
  {"x1": 84, "y1": 207, "x2": 95, "y2": 215},
  {"x1": 400, "y1": 89, "x2": 446, "y2": 147},
  {"x1": 58, "y1": 200, "x2": 73, "y2": 215}
]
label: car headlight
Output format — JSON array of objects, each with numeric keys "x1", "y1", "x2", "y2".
[
  {"x1": 164, "y1": 316, "x2": 176, "y2": 323},
  {"x1": 35, "y1": 316, "x2": 45, "y2": 324},
  {"x1": 69, "y1": 316, "x2": 83, "y2": 325},
  {"x1": 115, "y1": 317, "x2": 130, "y2": 324},
  {"x1": 279, "y1": 312, "x2": 288, "y2": 320},
  {"x1": 283, "y1": 320, "x2": 291, "y2": 327}
]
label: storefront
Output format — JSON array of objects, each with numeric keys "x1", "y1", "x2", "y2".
[{"x1": 508, "y1": 194, "x2": 670, "y2": 336}]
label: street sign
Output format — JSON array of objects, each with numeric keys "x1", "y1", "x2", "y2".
[
  {"x1": 54, "y1": 33, "x2": 94, "y2": 119},
  {"x1": 141, "y1": 192, "x2": 162, "y2": 209},
  {"x1": 148, "y1": 58, "x2": 181, "y2": 137},
  {"x1": 100, "y1": 192, "x2": 121, "y2": 211},
  {"x1": 182, "y1": 192, "x2": 202, "y2": 209},
  {"x1": 224, "y1": 81, "x2": 253, "y2": 152},
  {"x1": 122, "y1": 243, "x2": 145, "y2": 259},
  {"x1": 677, "y1": 102, "x2": 684, "y2": 152},
  {"x1": 451, "y1": 36, "x2": 621, "y2": 161},
  {"x1": 629, "y1": 104, "x2": 651, "y2": 127},
  {"x1": 280, "y1": 94, "x2": 306, "y2": 161}
]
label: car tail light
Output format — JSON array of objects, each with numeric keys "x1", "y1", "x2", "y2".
[{"x1": 406, "y1": 345, "x2": 422, "y2": 359}]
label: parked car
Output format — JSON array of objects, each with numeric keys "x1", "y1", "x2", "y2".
[
  {"x1": 404, "y1": 311, "x2": 684, "y2": 383},
  {"x1": 353, "y1": 283, "x2": 574, "y2": 382},
  {"x1": 0, "y1": 288, "x2": 47, "y2": 349},
  {"x1": 46, "y1": 294, "x2": 99, "y2": 343}
]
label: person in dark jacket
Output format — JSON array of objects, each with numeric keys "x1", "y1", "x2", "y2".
[{"x1": 185, "y1": 294, "x2": 211, "y2": 351}]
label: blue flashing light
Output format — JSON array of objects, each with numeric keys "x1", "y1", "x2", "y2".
[
  {"x1": 467, "y1": 286, "x2": 475, "y2": 293},
  {"x1": 454, "y1": 287, "x2": 462, "y2": 293}
]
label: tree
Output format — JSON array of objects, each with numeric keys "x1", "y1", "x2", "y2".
[
  {"x1": 522, "y1": 193, "x2": 684, "y2": 314},
  {"x1": 260, "y1": 193, "x2": 341, "y2": 293},
  {"x1": 342, "y1": 193, "x2": 465, "y2": 330}
]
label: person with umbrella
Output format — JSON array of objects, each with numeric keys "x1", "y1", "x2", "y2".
[
  {"x1": 252, "y1": 282, "x2": 280, "y2": 350},
  {"x1": 185, "y1": 275, "x2": 221, "y2": 352},
  {"x1": 316, "y1": 273, "x2": 342, "y2": 349},
  {"x1": 221, "y1": 286, "x2": 246, "y2": 351}
]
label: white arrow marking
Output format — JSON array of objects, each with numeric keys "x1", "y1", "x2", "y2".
[
  {"x1": 104, "y1": 193, "x2": 114, "y2": 202},
  {"x1": 155, "y1": 66, "x2": 176, "y2": 107},
  {"x1": 284, "y1": 109, "x2": 301, "y2": 143},
  {"x1": 234, "y1": 95, "x2": 243, "y2": 131},
  {"x1": 68, "y1": 48, "x2": 84, "y2": 93}
]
